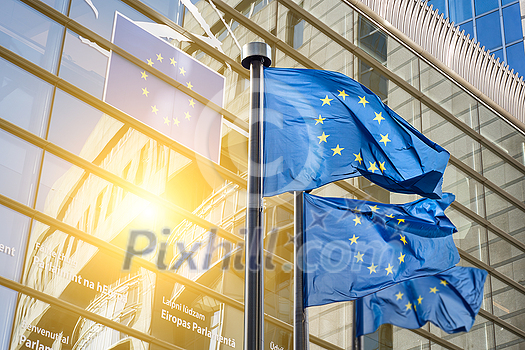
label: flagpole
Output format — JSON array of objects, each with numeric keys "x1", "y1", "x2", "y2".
[
  {"x1": 241, "y1": 42, "x2": 271, "y2": 350},
  {"x1": 294, "y1": 191, "x2": 309, "y2": 350},
  {"x1": 353, "y1": 301, "x2": 364, "y2": 350}
]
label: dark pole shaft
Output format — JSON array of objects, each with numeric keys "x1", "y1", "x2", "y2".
[
  {"x1": 353, "y1": 300, "x2": 364, "y2": 350},
  {"x1": 245, "y1": 57, "x2": 264, "y2": 350},
  {"x1": 242, "y1": 42, "x2": 271, "y2": 350},
  {"x1": 294, "y1": 191, "x2": 309, "y2": 350}
]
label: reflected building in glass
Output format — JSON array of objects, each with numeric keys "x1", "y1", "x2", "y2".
[{"x1": 0, "y1": 0, "x2": 524, "y2": 349}]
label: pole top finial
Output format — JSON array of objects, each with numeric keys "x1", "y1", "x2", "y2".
[{"x1": 241, "y1": 42, "x2": 271, "y2": 69}]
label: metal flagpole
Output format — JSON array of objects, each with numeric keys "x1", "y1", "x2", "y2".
[
  {"x1": 241, "y1": 42, "x2": 271, "y2": 350},
  {"x1": 353, "y1": 300, "x2": 364, "y2": 350},
  {"x1": 294, "y1": 191, "x2": 309, "y2": 350}
]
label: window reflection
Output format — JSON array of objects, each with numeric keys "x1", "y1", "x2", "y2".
[
  {"x1": 0, "y1": 58, "x2": 53, "y2": 137},
  {"x1": 0, "y1": 0, "x2": 63, "y2": 73},
  {"x1": 0, "y1": 129, "x2": 41, "y2": 206}
]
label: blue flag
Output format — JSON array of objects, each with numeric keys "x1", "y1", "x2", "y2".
[
  {"x1": 104, "y1": 13, "x2": 224, "y2": 162},
  {"x1": 355, "y1": 266, "x2": 487, "y2": 336},
  {"x1": 263, "y1": 68, "x2": 449, "y2": 198},
  {"x1": 302, "y1": 192, "x2": 459, "y2": 307}
]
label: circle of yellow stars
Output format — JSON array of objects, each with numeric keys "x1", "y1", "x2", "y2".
[
  {"x1": 314, "y1": 89, "x2": 394, "y2": 174},
  {"x1": 344, "y1": 204, "x2": 411, "y2": 277},
  {"x1": 140, "y1": 53, "x2": 195, "y2": 127}
]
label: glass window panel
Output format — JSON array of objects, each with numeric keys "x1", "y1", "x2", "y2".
[
  {"x1": 393, "y1": 327, "x2": 430, "y2": 349},
  {"x1": 0, "y1": 58, "x2": 53, "y2": 137},
  {"x1": 478, "y1": 104, "x2": 525, "y2": 166},
  {"x1": 502, "y1": 0, "x2": 518, "y2": 4},
  {"x1": 492, "y1": 48, "x2": 504, "y2": 62},
  {"x1": 300, "y1": 0, "x2": 355, "y2": 43},
  {"x1": 0, "y1": 0, "x2": 63, "y2": 73},
  {"x1": 485, "y1": 188, "x2": 525, "y2": 237},
  {"x1": 459, "y1": 20, "x2": 475, "y2": 40},
  {"x1": 481, "y1": 147, "x2": 525, "y2": 202},
  {"x1": 0, "y1": 285, "x2": 16, "y2": 349},
  {"x1": 59, "y1": 29, "x2": 109, "y2": 98},
  {"x1": 490, "y1": 262, "x2": 525, "y2": 329},
  {"x1": 386, "y1": 38, "x2": 420, "y2": 89},
  {"x1": 421, "y1": 107, "x2": 481, "y2": 170},
  {"x1": 493, "y1": 314, "x2": 525, "y2": 348},
  {"x1": 0, "y1": 129, "x2": 41, "y2": 206},
  {"x1": 386, "y1": 86, "x2": 421, "y2": 129},
  {"x1": 11, "y1": 293, "x2": 152, "y2": 349},
  {"x1": 0, "y1": 205, "x2": 30, "y2": 281},
  {"x1": 502, "y1": 3, "x2": 523, "y2": 44},
  {"x1": 40, "y1": 0, "x2": 69, "y2": 14},
  {"x1": 506, "y1": 42, "x2": 525, "y2": 77},
  {"x1": 474, "y1": 0, "x2": 499, "y2": 15},
  {"x1": 477, "y1": 11, "x2": 503, "y2": 50},
  {"x1": 48, "y1": 89, "x2": 124, "y2": 162},
  {"x1": 450, "y1": 0, "x2": 473, "y2": 23},
  {"x1": 69, "y1": 0, "x2": 150, "y2": 41},
  {"x1": 448, "y1": 209, "x2": 488, "y2": 263},
  {"x1": 443, "y1": 165, "x2": 485, "y2": 215},
  {"x1": 138, "y1": 0, "x2": 184, "y2": 25}
]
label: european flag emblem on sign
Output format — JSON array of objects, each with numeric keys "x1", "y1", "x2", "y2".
[
  {"x1": 104, "y1": 13, "x2": 224, "y2": 163},
  {"x1": 263, "y1": 68, "x2": 450, "y2": 198},
  {"x1": 355, "y1": 266, "x2": 488, "y2": 336},
  {"x1": 302, "y1": 192, "x2": 459, "y2": 307}
]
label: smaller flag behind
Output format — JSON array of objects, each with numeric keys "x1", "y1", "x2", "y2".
[
  {"x1": 355, "y1": 266, "x2": 488, "y2": 336},
  {"x1": 302, "y1": 192, "x2": 459, "y2": 307},
  {"x1": 104, "y1": 13, "x2": 224, "y2": 163},
  {"x1": 263, "y1": 68, "x2": 449, "y2": 198}
]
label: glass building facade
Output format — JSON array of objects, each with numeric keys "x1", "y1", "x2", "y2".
[
  {"x1": 427, "y1": 0, "x2": 525, "y2": 77},
  {"x1": 0, "y1": 0, "x2": 524, "y2": 349}
]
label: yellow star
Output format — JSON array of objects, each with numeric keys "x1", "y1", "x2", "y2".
[
  {"x1": 373, "y1": 112, "x2": 385, "y2": 124},
  {"x1": 367, "y1": 161, "x2": 379, "y2": 173},
  {"x1": 314, "y1": 115, "x2": 325, "y2": 125},
  {"x1": 405, "y1": 302, "x2": 412, "y2": 311},
  {"x1": 189, "y1": 98, "x2": 195, "y2": 107},
  {"x1": 317, "y1": 132, "x2": 329, "y2": 143},
  {"x1": 170, "y1": 57, "x2": 176, "y2": 66},
  {"x1": 186, "y1": 81, "x2": 193, "y2": 90},
  {"x1": 358, "y1": 96, "x2": 369, "y2": 107},
  {"x1": 353, "y1": 216, "x2": 361, "y2": 226},
  {"x1": 141, "y1": 71, "x2": 148, "y2": 80},
  {"x1": 385, "y1": 263, "x2": 393, "y2": 275},
  {"x1": 398, "y1": 252, "x2": 405, "y2": 264},
  {"x1": 156, "y1": 53, "x2": 163, "y2": 62},
  {"x1": 368, "y1": 205, "x2": 378, "y2": 212},
  {"x1": 367, "y1": 263, "x2": 377, "y2": 274},
  {"x1": 395, "y1": 292, "x2": 404, "y2": 300},
  {"x1": 173, "y1": 118, "x2": 180, "y2": 126},
  {"x1": 379, "y1": 161, "x2": 386, "y2": 172},
  {"x1": 142, "y1": 87, "x2": 149, "y2": 96},
  {"x1": 400, "y1": 235, "x2": 407, "y2": 245},
  {"x1": 320, "y1": 95, "x2": 333, "y2": 106},
  {"x1": 179, "y1": 67, "x2": 186, "y2": 75},
  {"x1": 338, "y1": 89, "x2": 348, "y2": 100},
  {"x1": 331, "y1": 144, "x2": 344, "y2": 156},
  {"x1": 354, "y1": 251, "x2": 364, "y2": 262},
  {"x1": 440, "y1": 279, "x2": 449, "y2": 287},
  {"x1": 185, "y1": 111, "x2": 191, "y2": 120},
  {"x1": 397, "y1": 218, "x2": 405, "y2": 224},
  {"x1": 163, "y1": 116, "x2": 170, "y2": 125},
  {"x1": 151, "y1": 105, "x2": 158, "y2": 114},
  {"x1": 349, "y1": 234, "x2": 359, "y2": 245},
  {"x1": 354, "y1": 152, "x2": 363, "y2": 164},
  {"x1": 386, "y1": 214, "x2": 395, "y2": 218},
  {"x1": 379, "y1": 133, "x2": 391, "y2": 146},
  {"x1": 430, "y1": 287, "x2": 439, "y2": 294},
  {"x1": 417, "y1": 295, "x2": 423, "y2": 304},
  {"x1": 147, "y1": 58, "x2": 154, "y2": 66}
]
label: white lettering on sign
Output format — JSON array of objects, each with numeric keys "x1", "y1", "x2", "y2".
[{"x1": 270, "y1": 341, "x2": 285, "y2": 350}]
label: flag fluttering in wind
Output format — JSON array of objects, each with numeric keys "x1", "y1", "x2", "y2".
[
  {"x1": 302, "y1": 192, "x2": 459, "y2": 307},
  {"x1": 355, "y1": 266, "x2": 487, "y2": 336},
  {"x1": 263, "y1": 68, "x2": 449, "y2": 198}
]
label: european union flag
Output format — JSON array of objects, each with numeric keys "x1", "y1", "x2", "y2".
[
  {"x1": 263, "y1": 68, "x2": 449, "y2": 198},
  {"x1": 104, "y1": 13, "x2": 224, "y2": 162},
  {"x1": 302, "y1": 192, "x2": 459, "y2": 307},
  {"x1": 355, "y1": 266, "x2": 487, "y2": 336}
]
